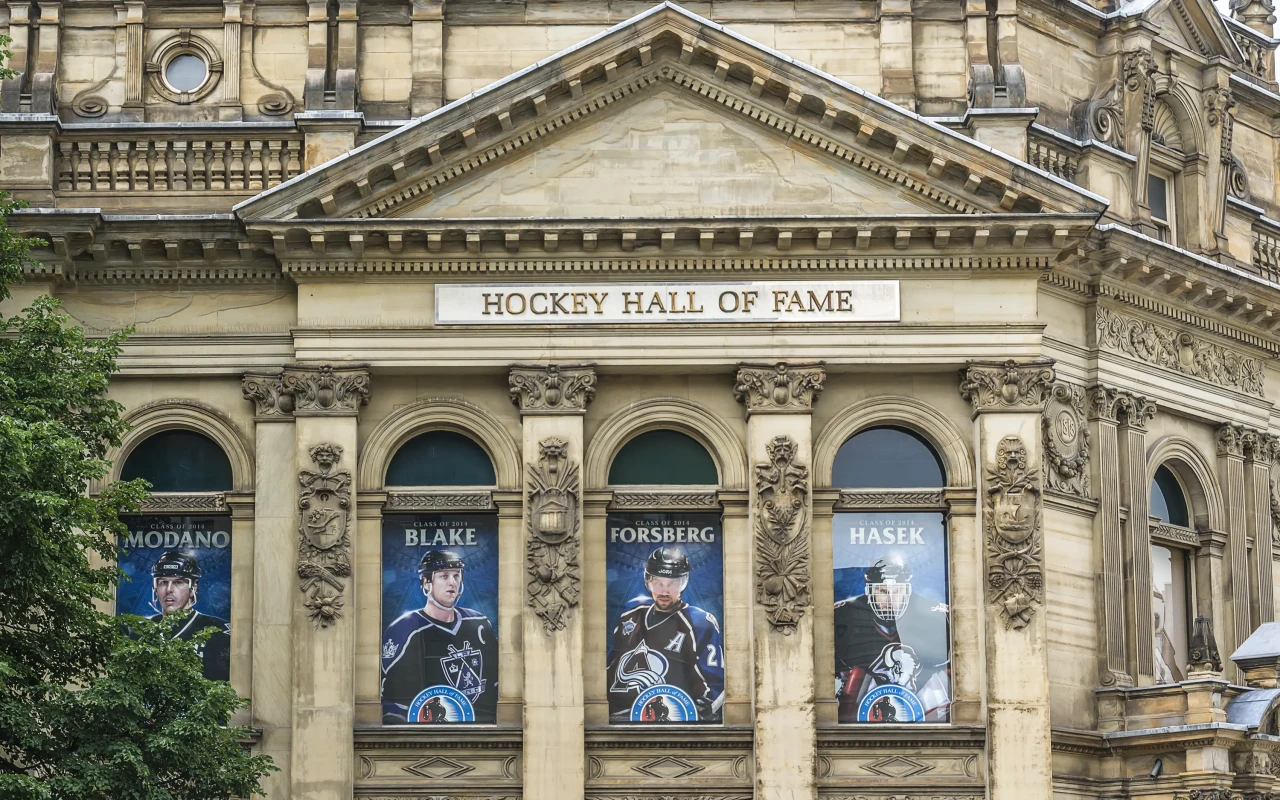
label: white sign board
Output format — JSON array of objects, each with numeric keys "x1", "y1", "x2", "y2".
[{"x1": 435, "y1": 280, "x2": 899, "y2": 325}]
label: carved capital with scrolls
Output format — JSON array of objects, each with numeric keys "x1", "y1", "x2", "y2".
[
  {"x1": 959, "y1": 359, "x2": 1056, "y2": 413},
  {"x1": 1217, "y1": 423, "x2": 1247, "y2": 458},
  {"x1": 242, "y1": 370, "x2": 294, "y2": 419},
  {"x1": 1088, "y1": 385, "x2": 1157, "y2": 430},
  {"x1": 298, "y1": 443, "x2": 352, "y2": 628},
  {"x1": 509, "y1": 363, "x2": 597, "y2": 415},
  {"x1": 280, "y1": 364, "x2": 371, "y2": 416},
  {"x1": 754, "y1": 435, "x2": 811, "y2": 633},
  {"x1": 733, "y1": 361, "x2": 826, "y2": 414},
  {"x1": 985, "y1": 435, "x2": 1044, "y2": 630}
]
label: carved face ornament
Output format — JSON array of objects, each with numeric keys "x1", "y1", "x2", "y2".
[{"x1": 992, "y1": 437, "x2": 1035, "y2": 544}]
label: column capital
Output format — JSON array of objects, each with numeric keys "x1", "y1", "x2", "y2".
[
  {"x1": 1087, "y1": 384, "x2": 1157, "y2": 430},
  {"x1": 733, "y1": 360, "x2": 826, "y2": 415},
  {"x1": 241, "y1": 370, "x2": 293, "y2": 420},
  {"x1": 958, "y1": 359, "x2": 1055, "y2": 414},
  {"x1": 508, "y1": 363, "x2": 597, "y2": 415},
  {"x1": 282, "y1": 363, "x2": 371, "y2": 416},
  {"x1": 1217, "y1": 422, "x2": 1248, "y2": 458}
]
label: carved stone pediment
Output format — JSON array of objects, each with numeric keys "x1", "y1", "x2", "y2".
[{"x1": 297, "y1": 443, "x2": 353, "y2": 628}]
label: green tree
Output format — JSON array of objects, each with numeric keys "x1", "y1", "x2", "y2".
[{"x1": 0, "y1": 36, "x2": 275, "y2": 799}]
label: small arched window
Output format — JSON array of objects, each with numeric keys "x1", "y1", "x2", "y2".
[
  {"x1": 832, "y1": 426, "x2": 945, "y2": 488},
  {"x1": 1148, "y1": 100, "x2": 1185, "y2": 245},
  {"x1": 386, "y1": 430, "x2": 497, "y2": 486},
  {"x1": 1151, "y1": 465, "x2": 1190, "y2": 527},
  {"x1": 608, "y1": 429, "x2": 717, "y2": 485},
  {"x1": 120, "y1": 429, "x2": 233, "y2": 492}
]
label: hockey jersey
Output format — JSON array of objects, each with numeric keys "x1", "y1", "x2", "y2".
[
  {"x1": 380, "y1": 607, "x2": 498, "y2": 723},
  {"x1": 149, "y1": 611, "x2": 231, "y2": 682},
  {"x1": 606, "y1": 601, "x2": 724, "y2": 722}
]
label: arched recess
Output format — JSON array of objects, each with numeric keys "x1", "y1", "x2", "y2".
[
  {"x1": 1146, "y1": 436, "x2": 1225, "y2": 533},
  {"x1": 359, "y1": 398, "x2": 521, "y2": 490},
  {"x1": 585, "y1": 397, "x2": 746, "y2": 490},
  {"x1": 1156, "y1": 86, "x2": 1207, "y2": 156},
  {"x1": 814, "y1": 396, "x2": 974, "y2": 489},
  {"x1": 108, "y1": 399, "x2": 254, "y2": 492}
]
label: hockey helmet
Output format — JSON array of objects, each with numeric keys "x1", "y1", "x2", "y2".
[
  {"x1": 865, "y1": 559, "x2": 913, "y2": 621},
  {"x1": 645, "y1": 546, "x2": 691, "y2": 592},
  {"x1": 152, "y1": 550, "x2": 201, "y2": 582}
]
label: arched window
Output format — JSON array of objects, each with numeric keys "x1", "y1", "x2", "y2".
[
  {"x1": 608, "y1": 429, "x2": 717, "y2": 485},
  {"x1": 831, "y1": 424, "x2": 950, "y2": 724},
  {"x1": 1151, "y1": 465, "x2": 1190, "y2": 527},
  {"x1": 386, "y1": 430, "x2": 497, "y2": 486},
  {"x1": 120, "y1": 429, "x2": 233, "y2": 492},
  {"x1": 1150, "y1": 463, "x2": 1193, "y2": 685},
  {"x1": 1148, "y1": 100, "x2": 1185, "y2": 245},
  {"x1": 832, "y1": 426, "x2": 945, "y2": 488}
]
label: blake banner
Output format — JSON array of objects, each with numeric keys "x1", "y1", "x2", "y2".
[
  {"x1": 116, "y1": 515, "x2": 233, "y2": 682},
  {"x1": 380, "y1": 513, "x2": 499, "y2": 724},
  {"x1": 832, "y1": 511, "x2": 951, "y2": 723},
  {"x1": 605, "y1": 511, "x2": 725, "y2": 724}
]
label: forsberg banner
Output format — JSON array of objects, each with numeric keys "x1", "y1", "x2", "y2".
[
  {"x1": 380, "y1": 513, "x2": 499, "y2": 724},
  {"x1": 436, "y1": 280, "x2": 899, "y2": 325},
  {"x1": 117, "y1": 515, "x2": 232, "y2": 682},
  {"x1": 605, "y1": 511, "x2": 725, "y2": 724}
]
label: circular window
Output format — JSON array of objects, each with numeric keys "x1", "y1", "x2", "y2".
[{"x1": 165, "y1": 54, "x2": 207, "y2": 92}]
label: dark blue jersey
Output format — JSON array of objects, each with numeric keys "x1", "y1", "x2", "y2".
[
  {"x1": 149, "y1": 611, "x2": 230, "y2": 682},
  {"x1": 380, "y1": 606, "x2": 497, "y2": 723},
  {"x1": 606, "y1": 601, "x2": 724, "y2": 722}
]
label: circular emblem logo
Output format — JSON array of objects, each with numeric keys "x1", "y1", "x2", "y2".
[
  {"x1": 408, "y1": 686, "x2": 475, "y2": 723},
  {"x1": 1055, "y1": 409, "x2": 1078, "y2": 444},
  {"x1": 857, "y1": 685, "x2": 926, "y2": 723},
  {"x1": 630, "y1": 685, "x2": 698, "y2": 723}
]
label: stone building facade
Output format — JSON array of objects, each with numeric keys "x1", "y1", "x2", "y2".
[{"x1": 4, "y1": 0, "x2": 1280, "y2": 797}]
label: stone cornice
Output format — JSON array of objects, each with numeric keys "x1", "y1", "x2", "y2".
[
  {"x1": 508, "y1": 363, "x2": 597, "y2": 415},
  {"x1": 733, "y1": 361, "x2": 826, "y2": 414},
  {"x1": 959, "y1": 359, "x2": 1057, "y2": 413}
]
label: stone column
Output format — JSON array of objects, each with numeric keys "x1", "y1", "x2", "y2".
[
  {"x1": 1218, "y1": 423, "x2": 1252, "y2": 683},
  {"x1": 734, "y1": 361, "x2": 826, "y2": 800},
  {"x1": 1244, "y1": 432, "x2": 1275, "y2": 626},
  {"x1": 1117, "y1": 391, "x2": 1157, "y2": 682},
  {"x1": 959, "y1": 359, "x2": 1056, "y2": 800},
  {"x1": 240, "y1": 371, "x2": 298, "y2": 800},
  {"x1": 509, "y1": 363, "x2": 596, "y2": 800},
  {"x1": 283, "y1": 363, "x2": 371, "y2": 800},
  {"x1": 221, "y1": 0, "x2": 244, "y2": 120},
  {"x1": 719, "y1": 490, "x2": 753, "y2": 727}
]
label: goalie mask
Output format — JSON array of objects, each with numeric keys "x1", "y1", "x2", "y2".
[
  {"x1": 645, "y1": 546, "x2": 691, "y2": 593},
  {"x1": 865, "y1": 559, "x2": 913, "y2": 621}
]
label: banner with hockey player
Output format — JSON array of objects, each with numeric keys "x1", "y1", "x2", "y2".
[
  {"x1": 117, "y1": 515, "x2": 233, "y2": 682},
  {"x1": 832, "y1": 511, "x2": 951, "y2": 723},
  {"x1": 380, "y1": 513, "x2": 499, "y2": 724},
  {"x1": 605, "y1": 511, "x2": 725, "y2": 724}
]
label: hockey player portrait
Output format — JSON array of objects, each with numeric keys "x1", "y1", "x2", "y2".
[
  {"x1": 117, "y1": 516, "x2": 234, "y2": 682},
  {"x1": 380, "y1": 513, "x2": 500, "y2": 725},
  {"x1": 605, "y1": 510, "x2": 725, "y2": 725},
  {"x1": 832, "y1": 512, "x2": 952, "y2": 724}
]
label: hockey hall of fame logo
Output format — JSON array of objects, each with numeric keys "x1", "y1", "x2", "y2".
[
  {"x1": 857, "y1": 684, "x2": 926, "y2": 723},
  {"x1": 631, "y1": 685, "x2": 699, "y2": 723}
]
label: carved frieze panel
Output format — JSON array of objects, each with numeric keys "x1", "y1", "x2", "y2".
[
  {"x1": 298, "y1": 443, "x2": 352, "y2": 627},
  {"x1": 587, "y1": 752, "x2": 748, "y2": 782},
  {"x1": 754, "y1": 435, "x2": 811, "y2": 633},
  {"x1": 138, "y1": 493, "x2": 228, "y2": 513},
  {"x1": 959, "y1": 360, "x2": 1056, "y2": 412},
  {"x1": 1095, "y1": 307, "x2": 1264, "y2": 396},
  {"x1": 509, "y1": 363, "x2": 596, "y2": 414},
  {"x1": 353, "y1": 732, "x2": 521, "y2": 798},
  {"x1": 526, "y1": 437, "x2": 582, "y2": 631},
  {"x1": 819, "y1": 752, "x2": 981, "y2": 781},
  {"x1": 611, "y1": 490, "x2": 720, "y2": 510},
  {"x1": 1150, "y1": 522, "x2": 1199, "y2": 548},
  {"x1": 1042, "y1": 381, "x2": 1090, "y2": 498},
  {"x1": 733, "y1": 361, "x2": 826, "y2": 414},
  {"x1": 836, "y1": 489, "x2": 945, "y2": 509},
  {"x1": 985, "y1": 436, "x2": 1044, "y2": 629},
  {"x1": 385, "y1": 491, "x2": 494, "y2": 511}
]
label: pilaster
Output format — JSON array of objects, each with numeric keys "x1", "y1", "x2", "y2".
[
  {"x1": 494, "y1": 489, "x2": 525, "y2": 728},
  {"x1": 879, "y1": 0, "x2": 916, "y2": 111},
  {"x1": 122, "y1": 0, "x2": 145, "y2": 120},
  {"x1": 958, "y1": 358, "x2": 1055, "y2": 800},
  {"x1": 1087, "y1": 385, "x2": 1135, "y2": 688},
  {"x1": 1244, "y1": 432, "x2": 1276, "y2": 625},
  {"x1": 1, "y1": 1, "x2": 32, "y2": 112},
  {"x1": 1218, "y1": 423, "x2": 1252, "y2": 684},
  {"x1": 1117, "y1": 390, "x2": 1157, "y2": 682},
  {"x1": 221, "y1": 0, "x2": 243, "y2": 120},
  {"x1": 511, "y1": 363, "x2": 594, "y2": 800},
  {"x1": 409, "y1": 0, "x2": 444, "y2": 116},
  {"x1": 735, "y1": 360, "x2": 825, "y2": 800}
]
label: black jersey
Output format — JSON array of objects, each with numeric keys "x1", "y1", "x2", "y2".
[
  {"x1": 606, "y1": 601, "x2": 724, "y2": 722},
  {"x1": 833, "y1": 594, "x2": 949, "y2": 677},
  {"x1": 149, "y1": 611, "x2": 231, "y2": 682},
  {"x1": 380, "y1": 607, "x2": 498, "y2": 723}
]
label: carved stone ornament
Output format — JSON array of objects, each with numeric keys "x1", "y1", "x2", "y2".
[
  {"x1": 1217, "y1": 423, "x2": 1247, "y2": 457},
  {"x1": 139, "y1": 493, "x2": 228, "y2": 513},
  {"x1": 1206, "y1": 86, "x2": 1237, "y2": 164},
  {"x1": 958, "y1": 359, "x2": 1056, "y2": 412},
  {"x1": 509, "y1": 363, "x2": 597, "y2": 414},
  {"x1": 985, "y1": 436, "x2": 1044, "y2": 630},
  {"x1": 297, "y1": 443, "x2": 353, "y2": 628},
  {"x1": 1088, "y1": 385, "x2": 1157, "y2": 430},
  {"x1": 241, "y1": 371, "x2": 294, "y2": 418},
  {"x1": 1187, "y1": 615, "x2": 1223, "y2": 674},
  {"x1": 526, "y1": 437, "x2": 582, "y2": 631},
  {"x1": 754, "y1": 435, "x2": 812, "y2": 634},
  {"x1": 281, "y1": 364, "x2": 371, "y2": 415},
  {"x1": 733, "y1": 361, "x2": 826, "y2": 414},
  {"x1": 385, "y1": 491, "x2": 494, "y2": 511},
  {"x1": 1042, "y1": 381, "x2": 1091, "y2": 498},
  {"x1": 1122, "y1": 48, "x2": 1159, "y2": 131},
  {"x1": 1081, "y1": 83, "x2": 1124, "y2": 149},
  {"x1": 1095, "y1": 307, "x2": 1265, "y2": 397}
]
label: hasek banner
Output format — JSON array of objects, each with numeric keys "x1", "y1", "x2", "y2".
[
  {"x1": 605, "y1": 511, "x2": 725, "y2": 725},
  {"x1": 380, "y1": 513, "x2": 499, "y2": 724},
  {"x1": 435, "y1": 280, "x2": 900, "y2": 325},
  {"x1": 832, "y1": 511, "x2": 951, "y2": 724},
  {"x1": 117, "y1": 515, "x2": 233, "y2": 682}
]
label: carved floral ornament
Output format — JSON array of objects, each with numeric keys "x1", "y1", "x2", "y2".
[
  {"x1": 509, "y1": 363, "x2": 597, "y2": 414},
  {"x1": 958, "y1": 359, "x2": 1056, "y2": 412},
  {"x1": 985, "y1": 436, "x2": 1045, "y2": 630},
  {"x1": 1088, "y1": 385, "x2": 1157, "y2": 430},
  {"x1": 297, "y1": 443, "x2": 353, "y2": 628},
  {"x1": 1042, "y1": 381, "x2": 1090, "y2": 498},
  {"x1": 526, "y1": 437, "x2": 582, "y2": 632},
  {"x1": 754, "y1": 435, "x2": 812, "y2": 633},
  {"x1": 242, "y1": 364, "x2": 372, "y2": 417},
  {"x1": 733, "y1": 361, "x2": 826, "y2": 414},
  {"x1": 1122, "y1": 48, "x2": 1159, "y2": 132}
]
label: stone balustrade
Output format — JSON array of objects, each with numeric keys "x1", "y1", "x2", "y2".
[
  {"x1": 1254, "y1": 227, "x2": 1280, "y2": 284},
  {"x1": 1028, "y1": 133, "x2": 1080, "y2": 183}
]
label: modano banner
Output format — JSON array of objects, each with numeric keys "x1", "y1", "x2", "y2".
[{"x1": 435, "y1": 280, "x2": 900, "y2": 325}]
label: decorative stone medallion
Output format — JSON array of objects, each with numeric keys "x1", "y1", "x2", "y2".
[
  {"x1": 1042, "y1": 381, "x2": 1090, "y2": 498},
  {"x1": 297, "y1": 443, "x2": 353, "y2": 628}
]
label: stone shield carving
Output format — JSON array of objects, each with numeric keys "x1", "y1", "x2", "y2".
[
  {"x1": 754, "y1": 435, "x2": 811, "y2": 634},
  {"x1": 1042, "y1": 381, "x2": 1090, "y2": 498},
  {"x1": 526, "y1": 437, "x2": 582, "y2": 631},
  {"x1": 298, "y1": 443, "x2": 353, "y2": 628},
  {"x1": 985, "y1": 436, "x2": 1044, "y2": 630}
]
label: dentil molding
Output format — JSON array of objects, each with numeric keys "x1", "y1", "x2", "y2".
[{"x1": 733, "y1": 361, "x2": 826, "y2": 414}]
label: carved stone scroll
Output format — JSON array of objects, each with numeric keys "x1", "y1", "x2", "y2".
[
  {"x1": 1122, "y1": 48, "x2": 1158, "y2": 132},
  {"x1": 959, "y1": 359, "x2": 1056, "y2": 412},
  {"x1": 509, "y1": 363, "x2": 597, "y2": 414},
  {"x1": 526, "y1": 437, "x2": 582, "y2": 631},
  {"x1": 985, "y1": 436, "x2": 1044, "y2": 630},
  {"x1": 139, "y1": 493, "x2": 229, "y2": 513},
  {"x1": 297, "y1": 443, "x2": 353, "y2": 628},
  {"x1": 733, "y1": 361, "x2": 826, "y2": 414},
  {"x1": 241, "y1": 371, "x2": 293, "y2": 418},
  {"x1": 1095, "y1": 307, "x2": 1264, "y2": 396},
  {"x1": 281, "y1": 364, "x2": 372, "y2": 415},
  {"x1": 754, "y1": 435, "x2": 811, "y2": 634},
  {"x1": 1089, "y1": 385, "x2": 1157, "y2": 431}
]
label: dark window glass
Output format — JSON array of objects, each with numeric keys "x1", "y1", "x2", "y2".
[
  {"x1": 832, "y1": 426, "x2": 945, "y2": 489},
  {"x1": 608, "y1": 429, "x2": 717, "y2": 485},
  {"x1": 386, "y1": 430, "x2": 496, "y2": 486},
  {"x1": 121, "y1": 430, "x2": 233, "y2": 492},
  {"x1": 1148, "y1": 174, "x2": 1169, "y2": 222},
  {"x1": 1151, "y1": 465, "x2": 1190, "y2": 527}
]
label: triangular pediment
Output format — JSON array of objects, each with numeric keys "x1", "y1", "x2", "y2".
[
  {"x1": 1143, "y1": 0, "x2": 1244, "y2": 60},
  {"x1": 235, "y1": 2, "x2": 1104, "y2": 223}
]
